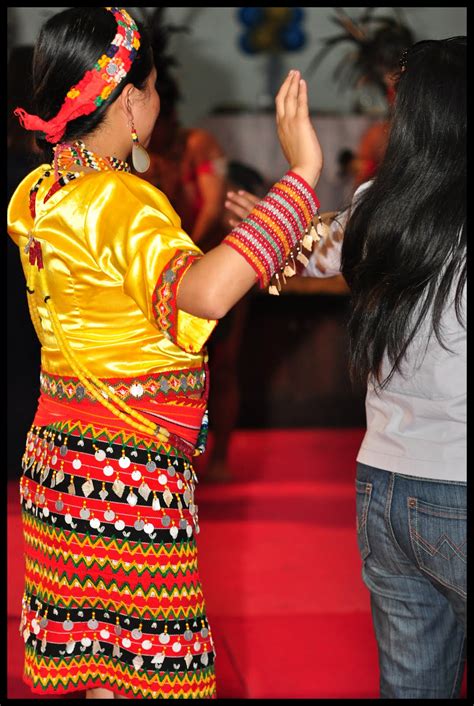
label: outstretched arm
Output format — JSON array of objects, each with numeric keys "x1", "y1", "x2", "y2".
[{"x1": 178, "y1": 70, "x2": 323, "y2": 319}]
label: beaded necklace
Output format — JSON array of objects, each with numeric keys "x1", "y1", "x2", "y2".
[
  {"x1": 54, "y1": 140, "x2": 131, "y2": 175},
  {"x1": 29, "y1": 141, "x2": 131, "y2": 219}
]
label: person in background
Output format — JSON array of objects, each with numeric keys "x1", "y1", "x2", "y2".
[
  {"x1": 227, "y1": 37, "x2": 466, "y2": 699},
  {"x1": 145, "y1": 16, "x2": 267, "y2": 482},
  {"x1": 8, "y1": 6, "x2": 323, "y2": 699},
  {"x1": 308, "y1": 9, "x2": 414, "y2": 190}
]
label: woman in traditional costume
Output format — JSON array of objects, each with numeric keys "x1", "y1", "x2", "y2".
[{"x1": 8, "y1": 6, "x2": 323, "y2": 700}]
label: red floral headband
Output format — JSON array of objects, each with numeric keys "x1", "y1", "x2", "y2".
[{"x1": 14, "y1": 7, "x2": 140, "y2": 144}]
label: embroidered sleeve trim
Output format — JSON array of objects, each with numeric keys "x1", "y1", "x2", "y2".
[{"x1": 152, "y1": 250, "x2": 200, "y2": 345}]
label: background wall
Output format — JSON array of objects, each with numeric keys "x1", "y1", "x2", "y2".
[{"x1": 8, "y1": 7, "x2": 467, "y2": 125}]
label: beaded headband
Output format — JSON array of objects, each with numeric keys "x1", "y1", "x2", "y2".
[{"x1": 14, "y1": 7, "x2": 140, "y2": 144}]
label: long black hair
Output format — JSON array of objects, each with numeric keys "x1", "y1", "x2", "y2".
[
  {"x1": 341, "y1": 37, "x2": 466, "y2": 388},
  {"x1": 32, "y1": 7, "x2": 153, "y2": 160}
]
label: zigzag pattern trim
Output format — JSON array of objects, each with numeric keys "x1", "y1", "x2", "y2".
[
  {"x1": 23, "y1": 513, "x2": 198, "y2": 558},
  {"x1": 24, "y1": 579, "x2": 206, "y2": 620},
  {"x1": 24, "y1": 647, "x2": 216, "y2": 698},
  {"x1": 25, "y1": 565, "x2": 204, "y2": 600},
  {"x1": 48, "y1": 419, "x2": 189, "y2": 457},
  {"x1": 24, "y1": 543, "x2": 198, "y2": 578}
]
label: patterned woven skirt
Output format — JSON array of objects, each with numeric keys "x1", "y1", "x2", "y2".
[{"x1": 19, "y1": 414, "x2": 216, "y2": 698}]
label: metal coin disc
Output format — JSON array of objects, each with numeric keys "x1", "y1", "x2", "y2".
[
  {"x1": 127, "y1": 491, "x2": 138, "y2": 506},
  {"x1": 133, "y1": 654, "x2": 144, "y2": 670},
  {"x1": 112, "y1": 478, "x2": 125, "y2": 497},
  {"x1": 138, "y1": 483, "x2": 151, "y2": 500},
  {"x1": 82, "y1": 479, "x2": 94, "y2": 497}
]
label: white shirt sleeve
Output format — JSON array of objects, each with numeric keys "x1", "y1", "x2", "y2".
[{"x1": 303, "y1": 181, "x2": 372, "y2": 279}]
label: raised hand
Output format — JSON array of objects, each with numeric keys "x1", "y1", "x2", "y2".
[{"x1": 275, "y1": 70, "x2": 323, "y2": 189}]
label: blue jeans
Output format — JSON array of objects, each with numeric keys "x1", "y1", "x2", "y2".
[{"x1": 356, "y1": 463, "x2": 466, "y2": 699}]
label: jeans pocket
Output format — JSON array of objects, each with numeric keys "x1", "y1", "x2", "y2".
[
  {"x1": 408, "y1": 497, "x2": 467, "y2": 598},
  {"x1": 355, "y1": 479, "x2": 373, "y2": 561}
]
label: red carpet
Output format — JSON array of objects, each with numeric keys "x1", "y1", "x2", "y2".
[{"x1": 7, "y1": 429, "x2": 467, "y2": 699}]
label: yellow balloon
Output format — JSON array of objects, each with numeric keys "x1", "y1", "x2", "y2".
[
  {"x1": 253, "y1": 27, "x2": 279, "y2": 51},
  {"x1": 265, "y1": 7, "x2": 291, "y2": 24}
]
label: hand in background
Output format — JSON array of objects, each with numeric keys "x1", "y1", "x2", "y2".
[
  {"x1": 225, "y1": 190, "x2": 260, "y2": 228},
  {"x1": 276, "y1": 70, "x2": 323, "y2": 189}
]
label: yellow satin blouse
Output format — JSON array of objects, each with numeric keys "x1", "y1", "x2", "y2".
[{"x1": 7, "y1": 166, "x2": 217, "y2": 378}]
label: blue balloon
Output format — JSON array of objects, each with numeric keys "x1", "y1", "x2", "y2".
[
  {"x1": 281, "y1": 26, "x2": 306, "y2": 51},
  {"x1": 239, "y1": 32, "x2": 258, "y2": 55},
  {"x1": 238, "y1": 7, "x2": 264, "y2": 28},
  {"x1": 290, "y1": 7, "x2": 304, "y2": 24}
]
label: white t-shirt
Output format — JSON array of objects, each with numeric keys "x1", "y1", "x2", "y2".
[{"x1": 304, "y1": 184, "x2": 466, "y2": 482}]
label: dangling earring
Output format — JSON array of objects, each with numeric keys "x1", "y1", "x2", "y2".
[{"x1": 130, "y1": 118, "x2": 150, "y2": 173}]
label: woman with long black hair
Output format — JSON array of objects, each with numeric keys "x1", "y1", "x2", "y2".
[
  {"x1": 228, "y1": 37, "x2": 466, "y2": 699},
  {"x1": 314, "y1": 36, "x2": 466, "y2": 699}
]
